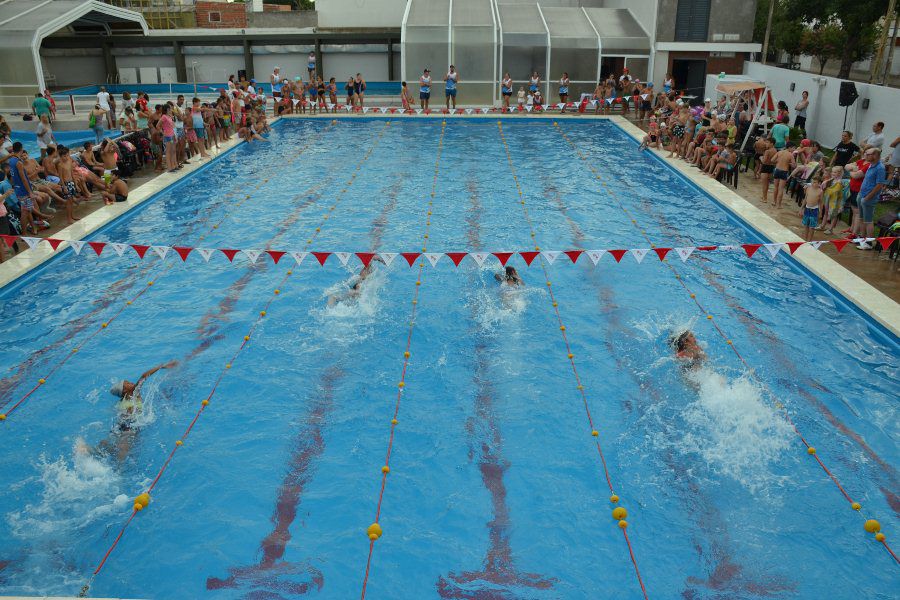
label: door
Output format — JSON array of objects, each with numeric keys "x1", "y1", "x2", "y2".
[{"x1": 671, "y1": 58, "x2": 706, "y2": 104}]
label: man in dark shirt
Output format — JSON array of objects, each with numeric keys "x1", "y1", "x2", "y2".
[{"x1": 829, "y1": 130, "x2": 860, "y2": 167}]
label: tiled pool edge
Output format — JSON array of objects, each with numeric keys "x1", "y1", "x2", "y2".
[
  {"x1": 0, "y1": 120, "x2": 280, "y2": 290},
  {"x1": 609, "y1": 116, "x2": 900, "y2": 339}
]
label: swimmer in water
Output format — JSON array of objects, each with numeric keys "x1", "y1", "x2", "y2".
[
  {"x1": 671, "y1": 330, "x2": 705, "y2": 367},
  {"x1": 328, "y1": 256, "x2": 385, "y2": 307},
  {"x1": 77, "y1": 360, "x2": 177, "y2": 463},
  {"x1": 494, "y1": 266, "x2": 524, "y2": 287}
]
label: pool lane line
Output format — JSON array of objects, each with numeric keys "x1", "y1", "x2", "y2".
[
  {"x1": 495, "y1": 120, "x2": 650, "y2": 599},
  {"x1": 360, "y1": 120, "x2": 447, "y2": 600},
  {"x1": 78, "y1": 119, "x2": 391, "y2": 597},
  {"x1": 552, "y1": 122, "x2": 899, "y2": 567},
  {"x1": 0, "y1": 122, "x2": 337, "y2": 422}
]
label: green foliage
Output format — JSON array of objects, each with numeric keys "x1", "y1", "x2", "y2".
[
  {"x1": 263, "y1": 0, "x2": 314, "y2": 9},
  {"x1": 754, "y1": 0, "x2": 806, "y2": 59},
  {"x1": 799, "y1": 22, "x2": 845, "y2": 73}
]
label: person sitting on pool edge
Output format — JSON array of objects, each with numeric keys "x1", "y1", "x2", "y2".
[
  {"x1": 670, "y1": 330, "x2": 705, "y2": 368},
  {"x1": 78, "y1": 360, "x2": 177, "y2": 463},
  {"x1": 495, "y1": 266, "x2": 524, "y2": 287}
]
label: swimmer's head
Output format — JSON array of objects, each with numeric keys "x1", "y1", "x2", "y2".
[
  {"x1": 110, "y1": 380, "x2": 126, "y2": 398},
  {"x1": 505, "y1": 266, "x2": 519, "y2": 281},
  {"x1": 670, "y1": 330, "x2": 695, "y2": 352}
]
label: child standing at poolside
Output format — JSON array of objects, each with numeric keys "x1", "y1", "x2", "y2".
[
  {"x1": 517, "y1": 86, "x2": 526, "y2": 109},
  {"x1": 55, "y1": 145, "x2": 80, "y2": 225},
  {"x1": 400, "y1": 82, "x2": 414, "y2": 111},
  {"x1": 799, "y1": 173, "x2": 824, "y2": 241},
  {"x1": 821, "y1": 166, "x2": 848, "y2": 234}
]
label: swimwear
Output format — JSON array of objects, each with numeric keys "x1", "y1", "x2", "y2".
[
  {"x1": 802, "y1": 206, "x2": 819, "y2": 228},
  {"x1": 773, "y1": 168, "x2": 789, "y2": 181},
  {"x1": 445, "y1": 72, "x2": 458, "y2": 97},
  {"x1": 63, "y1": 180, "x2": 77, "y2": 198},
  {"x1": 529, "y1": 78, "x2": 539, "y2": 92},
  {"x1": 760, "y1": 164, "x2": 774, "y2": 174},
  {"x1": 115, "y1": 194, "x2": 128, "y2": 202},
  {"x1": 672, "y1": 124, "x2": 685, "y2": 138}
]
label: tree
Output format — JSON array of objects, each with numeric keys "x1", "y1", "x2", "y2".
[
  {"x1": 754, "y1": 0, "x2": 806, "y2": 61},
  {"x1": 799, "y1": 23, "x2": 846, "y2": 73}
]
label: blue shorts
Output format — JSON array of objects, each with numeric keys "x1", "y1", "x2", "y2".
[
  {"x1": 802, "y1": 207, "x2": 819, "y2": 227},
  {"x1": 195, "y1": 128, "x2": 206, "y2": 140},
  {"x1": 164, "y1": 135, "x2": 174, "y2": 144},
  {"x1": 445, "y1": 88, "x2": 457, "y2": 98},
  {"x1": 860, "y1": 197, "x2": 878, "y2": 223},
  {"x1": 420, "y1": 91, "x2": 430, "y2": 100}
]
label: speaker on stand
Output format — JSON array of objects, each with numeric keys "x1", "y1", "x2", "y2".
[{"x1": 839, "y1": 81, "x2": 859, "y2": 131}]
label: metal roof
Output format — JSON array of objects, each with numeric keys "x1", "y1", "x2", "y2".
[{"x1": 0, "y1": 0, "x2": 148, "y2": 36}]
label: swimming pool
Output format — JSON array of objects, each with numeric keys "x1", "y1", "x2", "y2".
[
  {"x1": 61, "y1": 82, "x2": 401, "y2": 97},
  {"x1": 0, "y1": 118, "x2": 896, "y2": 599}
]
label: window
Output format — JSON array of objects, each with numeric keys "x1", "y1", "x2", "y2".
[
  {"x1": 208, "y1": 11, "x2": 221, "y2": 23},
  {"x1": 674, "y1": 0, "x2": 710, "y2": 42}
]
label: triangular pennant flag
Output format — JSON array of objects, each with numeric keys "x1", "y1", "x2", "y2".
[
  {"x1": 362, "y1": 107, "x2": 370, "y2": 114},
  {"x1": 266, "y1": 250, "x2": 285, "y2": 264},
  {"x1": 424, "y1": 252, "x2": 442, "y2": 267},
  {"x1": 470, "y1": 252, "x2": 489, "y2": 267},
  {"x1": 0, "y1": 234, "x2": 18, "y2": 248},
  {"x1": 220, "y1": 248, "x2": 240, "y2": 262},
  {"x1": 718, "y1": 245, "x2": 738, "y2": 251},
  {"x1": 542, "y1": 250, "x2": 560, "y2": 264},
  {"x1": 675, "y1": 247, "x2": 695, "y2": 262},
  {"x1": 243, "y1": 249, "x2": 263, "y2": 263},
  {"x1": 151, "y1": 245, "x2": 170, "y2": 260},
  {"x1": 21, "y1": 236, "x2": 41, "y2": 249},
  {"x1": 88, "y1": 241, "x2": 106, "y2": 256},
  {"x1": 609, "y1": 249, "x2": 628, "y2": 263},
  {"x1": 389, "y1": 108, "x2": 398, "y2": 114},
  {"x1": 380, "y1": 107, "x2": 388, "y2": 114},
  {"x1": 108, "y1": 242, "x2": 128, "y2": 257},
  {"x1": 830, "y1": 239, "x2": 851, "y2": 253},
  {"x1": 564, "y1": 250, "x2": 583, "y2": 264},
  {"x1": 763, "y1": 243, "x2": 782, "y2": 259},
  {"x1": 290, "y1": 251, "x2": 308, "y2": 265},
  {"x1": 335, "y1": 252, "x2": 352, "y2": 266},
  {"x1": 446, "y1": 252, "x2": 467, "y2": 267},
  {"x1": 785, "y1": 242, "x2": 805, "y2": 255},
  {"x1": 741, "y1": 244, "x2": 762, "y2": 258},
  {"x1": 196, "y1": 248, "x2": 216, "y2": 262},
  {"x1": 45, "y1": 238, "x2": 65, "y2": 251},
  {"x1": 415, "y1": 109, "x2": 423, "y2": 115},
  {"x1": 401, "y1": 252, "x2": 420, "y2": 266},
  {"x1": 131, "y1": 244, "x2": 149, "y2": 258},
  {"x1": 492, "y1": 252, "x2": 514, "y2": 266},
  {"x1": 525, "y1": 105, "x2": 533, "y2": 113},
  {"x1": 808, "y1": 241, "x2": 825, "y2": 250},
  {"x1": 696, "y1": 245, "x2": 718, "y2": 252},
  {"x1": 465, "y1": 108, "x2": 473, "y2": 115},
  {"x1": 292, "y1": 99, "x2": 300, "y2": 106},
  {"x1": 519, "y1": 251, "x2": 540, "y2": 266},
  {"x1": 379, "y1": 252, "x2": 397, "y2": 267},
  {"x1": 326, "y1": 103, "x2": 334, "y2": 110},
  {"x1": 356, "y1": 252, "x2": 376, "y2": 267},
  {"x1": 69, "y1": 240, "x2": 85, "y2": 255},
  {"x1": 654, "y1": 247, "x2": 672, "y2": 261},
  {"x1": 877, "y1": 237, "x2": 896, "y2": 251},
  {"x1": 173, "y1": 246, "x2": 193, "y2": 261},
  {"x1": 630, "y1": 248, "x2": 650, "y2": 263},
  {"x1": 312, "y1": 252, "x2": 331, "y2": 266},
  {"x1": 586, "y1": 250, "x2": 606, "y2": 265}
]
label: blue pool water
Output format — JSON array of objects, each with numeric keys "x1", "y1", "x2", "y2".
[
  {"x1": 0, "y1": 119, "x2": 897, "y2": 599},
  {"x1": 10, "y1": 128, "x2": 122, "y2": 158},
  {"x1": 61, "y1": 82, "x2": 401, "y2": 97}
]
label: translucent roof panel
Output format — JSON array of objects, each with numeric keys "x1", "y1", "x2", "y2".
[
  {"x1": 407, "y1": 0, "x2": 451, "y2": 27},
  {"x1": 583, "y1": 8, "x2": 650, "y2": 52},
  {"x1": 541, "y1": 7, "x2": 598, "y2": 49},
  {"x1": 498, "y1": 3, "x2": 547, "y2": 48},
  {"x1": 452, "y1": 0, "x2": 494, "y2": 27}
]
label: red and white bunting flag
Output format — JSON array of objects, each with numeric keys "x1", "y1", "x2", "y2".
[
  {"x1": 653, "y1": 247, "x2": 672, "y2": 261},
  {"x1": 220, "y1": 248, "x2": 240, "y2": 262},
  {"x1": 675, "y1": 247, "x2": 695, "y2": 262},
  {"x1": 564, "y1": 250, "x2": 583, "y2": 263},
  {"x1": 830, "y1": 239, "x2": 851, "y2": 252},
  {"x1": 362, "y1": 107, "x2": 370, "y2": 114},
  {"x1": 586, "y1": 250, "x2": 606, "y2": 265},
  {"x1": 763, "y1": 243, "x2": 782, "y2": 259},
  {"x1": 424, "y1": 252, "x2": 442, "y2": 267},
  {"x1": 741, "y1": 243, "x2": 762, "y2": 257},
  {"x1": 312, "y1": 252, "x2": 331, "y2": 265},
  {"x1": 132, "y1": 244, "x2": 150, "y2": 258},
  {"x1": 88, "y1": 242, "x2": 106, "y2": 256},
  {"x1": 69, "y1": 240, "x2": 86, "y2": 255},
  {"x1": 785, "y1": 241, "x2": 805, "y2": 254},
  {"x1": 446, "y1": 252, "x2": 467, "y2": 266},
  {"x1": 292, "y1": 99, "x2": 300, "y2": 106},
  {"x1": 520, "y1": 251, "x2": 540, "y2": 265},
  {"x1": 379, "y1": 252, "x2": 397, "y2": 267},
  {"x1": 242, "y1": 249, "x2": 262, "y2": 264},
  {"x1": 877, "y1": 237, "x2": 896, "y2": 250},
  {"x1": 541, "y1": 250, "x2": 560, "y2": 264},
  {"x1": 401, "y1": 252, "x2": 420, "y2": 266},
  {"x1": 21, "y1": 236, "x2": 41, "y2": 249},
  {"x1": 380, "y1": 107, "x2": 388, "y2": 114},
  {"x1": 525, "y1": 105, "x2": 533, "y2": 113},
  {"x1": 630, "y1": 248, "x2": 650, "y2": 263},
  {"x1": 45, "y1": 238, "x2": 65, "y2": 250},
  {"x1": 356, "y1": 252, "x2": 376, "y2": 267},
  {"x1": 326, "y1": 103, "x2": 335, "y2": 110},
  {"x1": 609, "y1": 249, "x2": 628, "y2": 263},
  {"x1": 0, "y1": 234, "x2": 18, "y2": 248},
  {"x1": 493, "y1": 252, "x2": 514, "y2": 266},
  {"x1": 415, "y1": 109, "x2": 423, "y2": 115},
  {"x1": 335, "y1": 252, "x2": 352, "y2": 266},
  {"x1": 196, "y1": 248, "x2": 216, "y2": 262},
  {"x1": 465, "y1": 108, "x2": 473, "y2": 115},
  {"x1": 290, "y1": 251, "x2": 308, "y2": 265},
  {"x1": 470, "y1": 252, "x2": 489, "y2": 267},
  {"x1": 718, "y1": 244, "x2": 738, "y2": 251},
  {"x1": 807, "y1": 241, "x2": 825, "y2": 250},
  {"x1": 266, "y1": 250, "x2": 285, "y2": 264},
  {"x1": 151, "y1": 246, "x2": 170, "y2": 260},
  {"x1": 174, "y1": 246, "x2": 193, "y2": 261},
  {"x1": 110, "y1": 242, "x2": 129, "y2": 257}
]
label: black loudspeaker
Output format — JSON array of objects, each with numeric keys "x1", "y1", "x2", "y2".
[
  {"x1": 238, "y1": 69, "x2": 247, "y2": 82},
  {"x1": 839, "y1": 81, "x2": 859, "y2": 107}
]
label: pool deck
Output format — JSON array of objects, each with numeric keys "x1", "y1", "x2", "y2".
[{"x1": 1, "y1": 113, "x2": 897, "y2": 339}]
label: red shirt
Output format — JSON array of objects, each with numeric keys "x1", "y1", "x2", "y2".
[
  {"x1": 849, "y1": 159, "x2": 870, "y2": 193},
  {"x1": 136, "y1": 97, "x2": 148, "y2": 113}
]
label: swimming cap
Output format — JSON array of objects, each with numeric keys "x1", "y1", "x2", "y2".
[{"x1": 110, "y1": 380, "x2": 125, "y2": 397}]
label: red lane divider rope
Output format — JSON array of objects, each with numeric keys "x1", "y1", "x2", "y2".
[
  {"x1": 553, "y1": 122, "x2": 898, "y2": 566},
  {"x1": 360, "y1": 120, "x2": 447, "y2": 600},
  {"x1": 0, "y1": 122, "x2": 337, "y2": 422},
  {"x1": 77, "y1": 120, "x2": 391, "y2": 598},
  {"x1": 496, "y1": 120, "x2": 649, "y2": 599}
]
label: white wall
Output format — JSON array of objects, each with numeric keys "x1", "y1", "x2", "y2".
[
  {"x1": 316, "y1": 0, "x2": 407, "y2": 28},
  {"x1": 323, "y1": 53, "x2": 390, "y2": 82},
  {"x1": 185, "y1": 55, "x2": 244, "y2": 84},
  {"x1": 41, "y1": 55, "x2": 106, "y2": 88},
  {"x1": 707, "y1": 62, "x2": 899, "y2": 157},
  {"x1": 116, "y1": 54, "x2": 176, "y2": 71},
  {"x1": 254, "y1": 54, "x2": 314, "y2": 82}
]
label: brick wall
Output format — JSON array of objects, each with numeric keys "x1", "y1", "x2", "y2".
[{"x1": 195, "y1": 1, "x2": 247, "y2": 28}]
